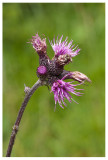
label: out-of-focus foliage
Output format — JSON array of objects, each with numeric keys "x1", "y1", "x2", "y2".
[{"x1": 3, "y1": 3, "x2": 105, "y2": 157}]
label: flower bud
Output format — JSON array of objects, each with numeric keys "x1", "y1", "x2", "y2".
[
  {"x1": 71, "y1": 71, "x2": 91, "y2": 83},
  {"x1": 37, "y1": 66, "x2": 47, "y2": 76},
  {"x1": 37, "y1": 66, "x2": 47, "y2": 81}
]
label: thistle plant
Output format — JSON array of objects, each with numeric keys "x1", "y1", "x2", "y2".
[{"x1": 6, "y1": 34, "x2": 91, "y2": 157}]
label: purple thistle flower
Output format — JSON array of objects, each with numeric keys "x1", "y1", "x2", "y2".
[
  {"x1": 30, "y1": 33, "x2": 47, "y2": 54},
  {"x1": 51, "y1": 77, "x2": 83, "y2": 109},
  {"x1": 29, "y1": 34, "x2": 91, "y2": 110},
  {"x1": 50, "y1": 35, "x2": 80, "y2": 57}
]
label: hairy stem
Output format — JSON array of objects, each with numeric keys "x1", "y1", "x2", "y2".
[{"x1": 6, "y1": 79, "x2": 42, "y2": 157}]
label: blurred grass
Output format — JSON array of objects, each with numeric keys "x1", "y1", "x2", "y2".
[{"x1": 3, "y1": 3, "x2": 105, "y2": 157}]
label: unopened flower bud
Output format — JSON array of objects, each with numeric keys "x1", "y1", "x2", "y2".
[
  {"x1": 71, "y1": 71, "x2": 91, "y2": 83},
  {"x1": 37, "y1": 66, "x2": 47, "y2": 76}
]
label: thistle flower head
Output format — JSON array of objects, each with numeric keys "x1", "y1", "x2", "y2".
[
  {"x1": 30, "y1": 33, "x2": 47, "y2": 54},
  {"x1": 29, "y1": 34, "x2": 91, "y2": 110},
  {"x1": 50, "y1": 35, "x2": 80, "y2": 58},
  {"x1": 51, "y1": 78, "x2": 83, "y2": 109}
]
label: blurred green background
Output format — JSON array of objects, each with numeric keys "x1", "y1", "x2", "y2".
[{"x1": 3, "y1": 3, "x2": 105, "y2": 157}]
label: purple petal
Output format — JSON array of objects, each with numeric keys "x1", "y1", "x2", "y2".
[
  {"x1": 51, "y1": 79, "x2": 83, "y2": 109},
  {"x1": 50, "y1": 36, "x2": 80, "y2": 57}
]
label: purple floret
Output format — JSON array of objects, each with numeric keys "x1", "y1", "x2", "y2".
[
  {"x1": 51, "y1": 78, "x2": 83, "y2": 109},
  {"x1": 50, "y1": 35, "x2": 80, "y2": 57}
]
